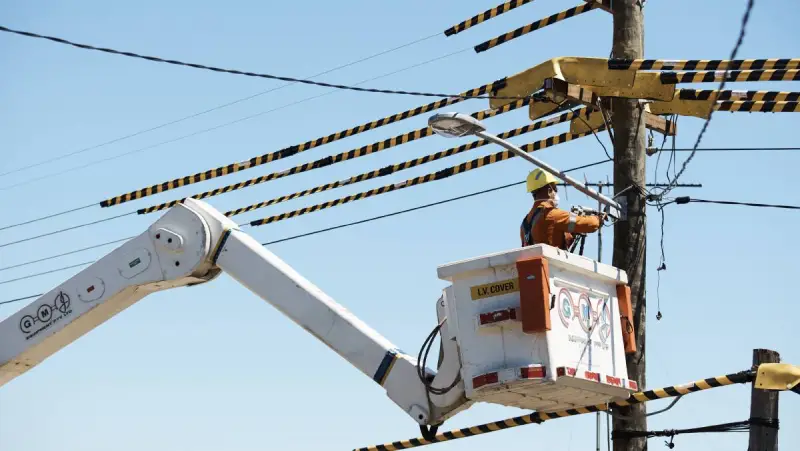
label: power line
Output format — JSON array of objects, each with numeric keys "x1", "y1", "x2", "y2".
[
  {"x1": 0, "y1": 260, "x2": 94, "y2": 286},
  {"x1": 0, "y1": 158, "x2": 611, "y2": 300},
  {"x1": 674, "y1": 196, "x2": 800, "y2": 210},
  {"x1": 0, "y1": 31, "x2": 441, "y2": 178},
  {"x1": 249, "y1": 128, "x2": 604, "y2": 226},
  {"x1": 652, "y1": 147, "x2": 800, "y2": 152},
  {"x1": 0, "y1": 294, "x2": 41, "y2": 306},
  {"x1": 662, "y1": 0, "x2": 755, "y2": 194},
  {"x1": 144, "y1": 99, "x2": 537, "y2": 216},
  {"x1": 0, "y1": 236, "x2": 133, "y2": 272},
  {"x1": 0, "y1": 24, "x2": 527, "y2": 101},
  {"x1": 0, "y1": 145, "x2": 784, "y2": 236},
  {"x1": 0, "y1": 202, "x2": 96, "y2": 232},
  {"x1": 0, "y1": 212, "x2": 135, "y2": 249},
  {"x1": 0, "y1": 47, "x2": 474, "y2": 193}
]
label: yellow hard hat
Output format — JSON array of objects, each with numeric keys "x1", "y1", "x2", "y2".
[{"x1": 526, "y1": 168, "x2": 560, "y2": 193}]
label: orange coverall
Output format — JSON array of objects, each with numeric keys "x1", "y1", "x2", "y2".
[{"x1": 519, "y1": 200, "x2": 602, "y2": 250}]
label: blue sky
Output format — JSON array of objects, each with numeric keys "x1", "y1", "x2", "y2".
[{"x1": 1, "y1": 0, "x2": 798, "y2": 450}]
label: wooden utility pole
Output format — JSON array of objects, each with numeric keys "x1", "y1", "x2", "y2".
[
  {"x1": 749, "y1": 349, "x2": 780, "y2": 451},
  {"x1": 611, "y1": 2, "x2": 647, "y2": 451}
]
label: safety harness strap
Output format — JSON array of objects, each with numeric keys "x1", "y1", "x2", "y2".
[{"x1": 521, "y1": 207, "x2": 544, "y2": 246}]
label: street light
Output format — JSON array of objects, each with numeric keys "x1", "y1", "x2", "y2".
[{"x1": 428, "y1": 112, "x2": 624, "y2": 219}]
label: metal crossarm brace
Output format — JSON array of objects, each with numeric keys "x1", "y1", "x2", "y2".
[
  {"x1": 542, "y1": 77, "x2": 677, "y2": 136},
  {"x1": 489, "y1": 57, "x2": 800, "y2": 112}
]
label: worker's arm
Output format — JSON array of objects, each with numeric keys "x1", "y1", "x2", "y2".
[{"x1": 547, "y1": 208, "x2": 602, "y2": 235}]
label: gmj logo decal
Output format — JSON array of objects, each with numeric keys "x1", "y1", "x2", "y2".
[{"x1": 19, "y1": 291, "x2": 72, "y2": 340}]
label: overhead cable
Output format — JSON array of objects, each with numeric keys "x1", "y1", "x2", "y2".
[
  {"x1": 353, "y1": 369, "x2": 756, "y2": 450},
  {"x1": 613, "y1": 419, "x2": 774, "y2": 439},
  {"x1": 661, "y1": 0, "x2": 754, "y2": 195},
  {"x1": 0, "y1": 47, "x2": 474, "y2": 193},
  {"x1": 0, "y1": 146, "x2": 787, "y2": 235},
  {"x1": 99, "y1": 80, "x2": 515, "y2": 209},
  {"x1": 660, "y1": 69, "x2": 800, "y2": 84},
  {"x1": 673, "y1": 197, "x2": 800, "y2": 210},
  {"x1": 225, "y1": 108, "x2": 592, "y2": 217},
  {"x1": 0, "y1": 31, "x2": 442, "y2": 178},
  {"x1": 652, "y1": 146, "x2": 800, "y2": 152},
  {"x1": 444, "y1": 0, "x2": 535, "y2": 36},
  {"x1": 715, "y1": 100, "x2": 798, "y2": 113},
  {"x1": 0, "y1": 294, "x2": 42, "y2": 306},
  {"x1": 0, "y1": 159, "x2": 610, "y2": 295},
  {"x1": 250, "y1": 127, "x2": 603, "y2": 226},
  {"x1": 136, "y1": 98, "x2": 532, "y2": 215},
  {"x1": 609, "y1": 58, "x2": 800, "y2": 71},
  {"x1": 0, "y1": 236, "x2": 133, "y2": 272},
  {"x1": 678, "y1": 89, "x2": 800, "y2": 101},
  {"x1": 0, "y1": 212, "x2": 136, "y2": 249},
  {"x1": 474, "y1": 1, "x2": 608, "y2": 53},
  {"x1": 0, "y1": 261, "x2": 94, "y2": 286},
  {"x1": 0, "y1": 202, "x2": 96, "y2": 232},
  {"x1": 0, "y1": 24, "x2": 527, "y2": 101}
]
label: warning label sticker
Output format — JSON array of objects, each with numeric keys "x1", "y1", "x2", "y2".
[{"x1": 470, "y1": 278, "x2": 519, "y2": 301}]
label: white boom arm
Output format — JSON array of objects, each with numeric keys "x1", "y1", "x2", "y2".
[{"x1": 0, "y1": 199, "x2": 464, "y2": 430}]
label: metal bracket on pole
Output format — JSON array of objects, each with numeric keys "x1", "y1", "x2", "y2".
[
  {"x1": 543, "y1": 77, "x2": 677, "y2": 136},
  {"x1": 615, "y1": 195, "x2": 628, "y2": 221}
]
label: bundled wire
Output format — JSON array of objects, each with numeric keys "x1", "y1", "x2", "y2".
[
  {"x1": 613, "y1": 418, "x2": 778, "y2": 449},
  {"x1": 416, "y1": 319, "x2": 460, "y2": 396},
  {"x1": 0, "y1": 159, "x2": 611, "y2": 299},
  {"x1": 608, "y1": 58, "x2": 800, "y2": 71},
  {"x1": 99, "y1": 79, "x2": 514, "y2": 208},
  {"x1": 225, "y1": 107, "x2": 590, "y2": 217},
  {"x1": 716, "y1": 100, "x2": 799, "y2": 112},
  {"x1": 678, "y1": 89, "x2": 800, "y2": 102},
  {"x1": 249, "y1": 127, "x2": 602, "y2": 226},
  {"x1": 474, "y1": 1, "x2": 609, "y2": 53},
  {"x1": 137, "y1": 97, "x2": 532, "y2": 215},
  {"x1": 444, "y1": 0, "x2": 535, "y2": 36},
  {"x1": 660, "y1": 68, "x2": 800, "y2": 84}
]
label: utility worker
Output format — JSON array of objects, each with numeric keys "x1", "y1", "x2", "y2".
[{"x1": 520, "y1": 168, "x2": 605, "y2": 250}]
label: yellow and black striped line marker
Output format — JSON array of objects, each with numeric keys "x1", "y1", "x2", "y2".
[
  {"x1": 225, "y1": 108, "x2": 591, "y2": 217},
  {"x1": 137, "y1": 98, "x2": 530, "y2": 215},
  {"x1": 679, "y1": 89, "x2": 800, "y2": 102},
  {"x1": 715, "y1": 100, "x2": 799, "y2": 113},
  {"x1": 353, "y1": 369, "x2": 755, "y2": 451},
  {"x1": 474, "y1": 1, "x2": 608, "y2": 53},
  {"x1": 609, "y1": 58, "x2": 800, "y2": 71},
  {"x1": 660, "y1": 69, "x2": 800, "y2": 84},
  {"x1": 249, "y1": 127, "x2": 600, "y2": 226},
  {"x1": 99, "y1": 80, "x2": 508, "y2": 208},
  {"x1": 444, "y1": 0, "x2": 535, "y2": 37}
]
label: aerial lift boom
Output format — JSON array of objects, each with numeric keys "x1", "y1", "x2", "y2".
[
  {"x1": 1, "y1": 197, "x2": 637, "y2": 439},
  {"x1": 0, "y1": 198, "x2": 465, "y2": 434}
]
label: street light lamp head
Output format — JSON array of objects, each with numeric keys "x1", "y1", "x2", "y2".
[{"x1": 428, "y1": 112, "x2": 487, "y2": 138}]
